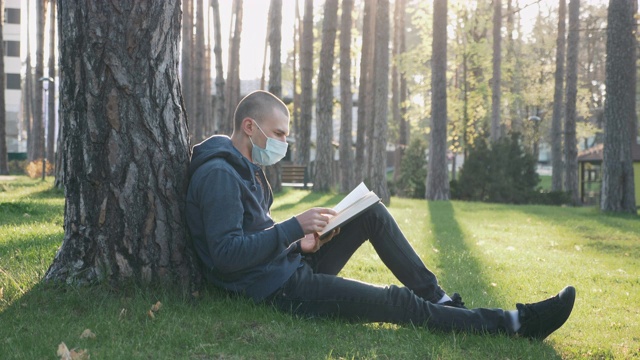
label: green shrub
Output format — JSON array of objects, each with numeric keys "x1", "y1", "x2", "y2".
[
  {"x1": 453, "y1": 133, "x2": 541, "y2": 204},
  {"x1": 395, "y1": 137, "x2": 427, "y2": 199}
]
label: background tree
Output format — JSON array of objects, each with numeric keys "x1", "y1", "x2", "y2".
[
  {"x1": 221, "y1": 0, "x2": 243, "y2": 135},
  {"x1": 211, "y1": 0, "x2": 225, "y2": 134},
  {"x1": 392, "y1": 0, "x2": 408, "y2": 183},
  {"x1": 23, "y1": 1, "x2": 34, "y2": 163},
  {"x1": 339, "y1": 0, "x2": 354, "y2": 193},
  {"x1": 370, "y1": 0, "x2": 391, "y2": 204},
  {"x1": 47, "y1": 0, "x2": 56, "y2": 169},
  {"x1": 426, "y1": 0, "x2": 450, "y2": 200},
  {"x1": 550, "y1": 0, "x2": 566, "y2": 192},
  {"x1": 313, "y1": 0, "x2": 339, "y2": 192},
  {"x1": 45, "y1": 0, "x2": 194, "y2": 286},
  {"x1": 355, "y1": 0, "x2": 374, "y2": 183},
  {"x1": 266, "y1": 0, "x2": 283, "y2": 193},
  {"x1": 296, "y1": 0, "x2": 313, "y2": 166},
  {"x1": 364, "y1": 1, "x2": 378, "y2": 181},
  {"x1": 490, "y1": 0, "x2": 502, "y2": 143},
  {"x1": 0, "y1": 0, "x2": 7, "y2": 174},
  {"x1": 182, "y1": 0, "x2": 194, "y2": 139},
  {"x1": 291, "y1": 0, "x2": 301, "y2": 163},
  {"x1": 564, "y1": 0, "x2": 580, "y2": 204},
  {"x1": 194, "y1": 0, "x2": 206, "y2": 142},
  {"x1": 601, "y1": 0, "x2": 637, "y2": 213},
  {"x1": 30, "y1": 0, "x2": 46, "y2": 163}
]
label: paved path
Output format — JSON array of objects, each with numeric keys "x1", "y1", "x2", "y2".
[{"x1": 0, "y1": 175, "x2": 17, "y2": 181}]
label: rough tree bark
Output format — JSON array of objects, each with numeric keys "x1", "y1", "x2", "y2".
[
  {"x1": 297, "y1": 0, "x2": 313, "y2": 166},
  {"x1": 364, "y1": 0, "x2": 377, "y2": 181},
  {"x1": 0, "y1": 0, "x2": 7, "y2": 175},
  {"x1": 313, "y1": 0, "x2": 339, "y2": 192},
  {"x1": 194, "y1": 0, "x2": 205, "y2": 142},
  {"x1": 564, "y1": 0, "x2": 580, "y2": 204},
  {"x1": 45, "y1": 0, "x2": 195, "y2": 288},
  {"x1": 551, "y1": 0, "x2": 566, "y2": 192},
  {"x1": 182, "y1": 0, "x2": 194, "y2": 139},
  {"x1": 31, "y1": 0, "x2": 47, "y2": 162},
  {"x1": 426, "y1": 0, "x2": 450, "y2": 200},
  {"x1": 47, "y1": 0, "x2": 56, "y2": 172},
  {"x1": 339, "y1": 0, "x2": 354, "y2": 193},
  {"x1": 392, "y1": 0, "x2": 407, "y2": 183},
  {"x1": 601, "y1": 0, "x2": 637, "y2": 213}
]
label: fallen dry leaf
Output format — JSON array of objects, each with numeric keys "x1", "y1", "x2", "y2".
[
  {"x1": 57, "y1": 342, "x2": 71, "y2": 360},
  {"x1": 70, "y1": 349, "x2": 89, "y2": 360},
  {"x1": 80, "y1": 329, "x2": 96, "y2": 339},
  {"x1": 0, "y1": 287, "x2": 3, "y2": 300},
  {"x1": 150, "y1": 301, "x2": 162, "y2": 313},
  {"x1": 147, "y1": 309, "x2": 155, "y2": 319},
  {"x1": 23, "y1": 213, "x2": 31, "y2": 218},
  {"x1": 118, "y1": 308, "x2": 127, "y2": 320}
]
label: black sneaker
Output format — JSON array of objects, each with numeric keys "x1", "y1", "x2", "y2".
[
  {"x1": 441, "y1": 292, "x2": 466, "y2": 309},
  {"x1": 516, "y1": 286, "x2": 576, "y2": 340}
]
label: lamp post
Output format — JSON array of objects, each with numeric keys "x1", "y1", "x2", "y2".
[{"x1": 39, "y1": 77, "x2": 54, "y2": 181}]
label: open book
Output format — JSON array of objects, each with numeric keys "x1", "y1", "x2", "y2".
[{"x1": 317, "y1": 182, "x2": 381, "y2": 239}]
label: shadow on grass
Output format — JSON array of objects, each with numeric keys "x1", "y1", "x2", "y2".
[
  {"x1": 271, "y1": 191, "x2": 343, "y2": 213},
  {"x1": 426, "y1": 200, "x2": 561, "y2": 357}
]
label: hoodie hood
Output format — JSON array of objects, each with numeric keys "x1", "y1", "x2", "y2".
[{"x1": 189, "y1": 135, "x2": 256, "y2": 185}]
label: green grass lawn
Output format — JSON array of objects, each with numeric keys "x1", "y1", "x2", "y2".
[{"x1": 1, "y1": 177, "x2": 639, "y2": 359}]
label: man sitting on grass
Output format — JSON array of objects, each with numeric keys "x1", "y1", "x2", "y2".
[{"x1": 186, "y1": 90, "x2": 575, "y2": 340}]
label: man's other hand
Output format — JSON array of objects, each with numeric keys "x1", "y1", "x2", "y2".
[{"x1": 299, "y1": 228, "x2": 340, "y2": 253}]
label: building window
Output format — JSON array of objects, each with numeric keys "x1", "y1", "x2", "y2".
[
  {"x1": 4, "y1": 8, "x2": 20, "y2": 24},
  {"x1": 4, "y1": 41, "x2": 20, "y2": 57},
  {"x1": 6, "y1": 73, "x2": 20, "y2": 89}
]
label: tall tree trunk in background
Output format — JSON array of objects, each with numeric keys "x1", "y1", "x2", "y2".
[
  {"x1": 426, "y1": 0, "x2": 449, "y2": 200},
  {"x1": 564, "y1": 0, "x2": 580, "y2": 204},
  {"x1": 297, "y1": 0, "x2": 313, "y2": 166},
  {"x1": 194, "y1": 0, "x2": 205, "y2": 142},
  {"x1": 46, "y1": 0, "x2": 196, "y2": 288},
  {"x1": 551, "y1": 0, "x2": 566, "y2": 192},
  {"x1": 490, "y1": 0, "x2": 501, "y2": 143},
  {"x1": 182, "y1": 0, "x2": 194, "y2": 139},
  {"x1": 601, "y1": 0, "x2": 637, "y2": 213},
  {"x1": 204, "y1": 4, "x2": 213, "y2": 136},
  {"x1": 355, "y1": 0, "x2": 374, "y2": 183},
  {"x1": 364, "y1": 0, "x2": 377, "y2": 181},
  {"x1": 24, "y1": 0, "x2": 34, "y2": 162},
  {"x1": 260, "y1": 12, "x2": 271, "y2": 91},
  {"x1": 313, "y1": 0, "x2": 338, "y2": 192},
  {"x1": 31, "y1": 0, "x2": 47, "y2": 163},
  {"x1": 370, "y1": 0, "x2": 390, "y2": 204},
  {"x1": 47, "y1": 0, "x2": 56, "y2": 171},
  {"x1": 392, "y1": 0, "x2": 407, "y2": 183},
  {"x1": 222, "y1": 0, "x2": 243, "y2": 135},
  {"x1": 211, "y1": 0, "x2": 225, "y2": 134},
  {"x1": 292, "y1": 0, "x2": 300, "y2": 163},
  {"x1": 266, "y1": 0, "x2": 283, "y2": 192},
  {"x1": 339, "y1": 0, "x2": 354, "y2": 193},
  {"x1": 0, "y1": 0, "x2": 7, "y2": 174}
]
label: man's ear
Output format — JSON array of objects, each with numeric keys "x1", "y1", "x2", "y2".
[{"x1": 241, "y1": 117, "x2": 254, "y2": 136}]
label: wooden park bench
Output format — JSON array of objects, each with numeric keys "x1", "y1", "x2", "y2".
[{"x1": 281, "y1": 163, "x2": 310, "y2": 189}]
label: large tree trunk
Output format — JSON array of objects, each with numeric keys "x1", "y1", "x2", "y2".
[
  {"x1": 194, "y1": 0, "x2": 206, "y2": 142},
  {"x1": 292, "y1": 0, "x2": 300, "y2": 163},
  {"x1": 222, "y1": 0, "x2": 243, "y2": 135},
  {"x1": 426, "y1": 0, "x2": 450, "y2": 200},
  {"x1": 0, "y1": 0, "x2": 7, "y2": 174},
  {"x1": 45, "y1": 0, "x2": 195, "y2": 288},
  {"x1": 490, "y1": 0, "x2": 501, "y2": 143},
  {"x1": 266, "y1": 0, "x2": 283, "y2": 192},
  {"x1": 392, "y1": 0, "x2": 407, "y2": 183},
  {"x1": 564, "y1": 0, "x2": 580, "y2": 204},
  {"x1": 364, "y1": 1, "x2": 377, "y2": 181},
  {"x1": 182, "y1": 0, "x2": 194, "y2": 140},
  {"x1": 297, "y1": 0, "x2": 313, "y2": 166},
  {"x1": 370, "y1": 0, "x2": 391, "y2": 204},
  {"x1": 551, "y1": 0, "x2": 566, "y2": 192},
  {"x1": 339, "y1": 0, "x2": 354, "y2": 193},
  {"x1": 313, "y1": 0, "x2": 339, "y2": 192},
  {"x1": 355, "y1": 0, "x2": 374, "y2": 183},
  {"x1": 47, "y1": 0, "x2": 56, "y2": 173},
  {"x1": 211, "y1": 0, "x2": 225, "y2": 134},
  {"x1": 601, "y1": 0, "x2": 637, "y2": 213},
  {"x1": 24, "y1": 0, "x2": 34, "y2": 163},
  {"x1": 31, "y1": 0, "x2": 47, "y2": 163}
]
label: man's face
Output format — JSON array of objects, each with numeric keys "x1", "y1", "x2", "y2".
[{"x1": 251, "y1": 108, "x2": 289, "y2": 149}]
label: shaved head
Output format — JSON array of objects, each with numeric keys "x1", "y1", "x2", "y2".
[{"x1": 233, "y1": 90, "x2": 289, "y2": 131}]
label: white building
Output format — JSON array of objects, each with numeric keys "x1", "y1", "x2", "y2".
[{"x1": 4, "y1": 0, "x2": 23, "y2": 153}]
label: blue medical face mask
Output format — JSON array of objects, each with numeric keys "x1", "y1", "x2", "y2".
[{"x1": 250, "y1": 120, "x2": 288, "y2": 166}]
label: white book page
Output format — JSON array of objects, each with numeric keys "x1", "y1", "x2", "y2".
[{"x1": 333, "y1": 182, "x2": 370, "y2": 213}]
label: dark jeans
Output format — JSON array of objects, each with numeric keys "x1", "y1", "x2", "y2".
[{"x1": 267, "y1": 202, "x2": 515, "y2": 335}]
